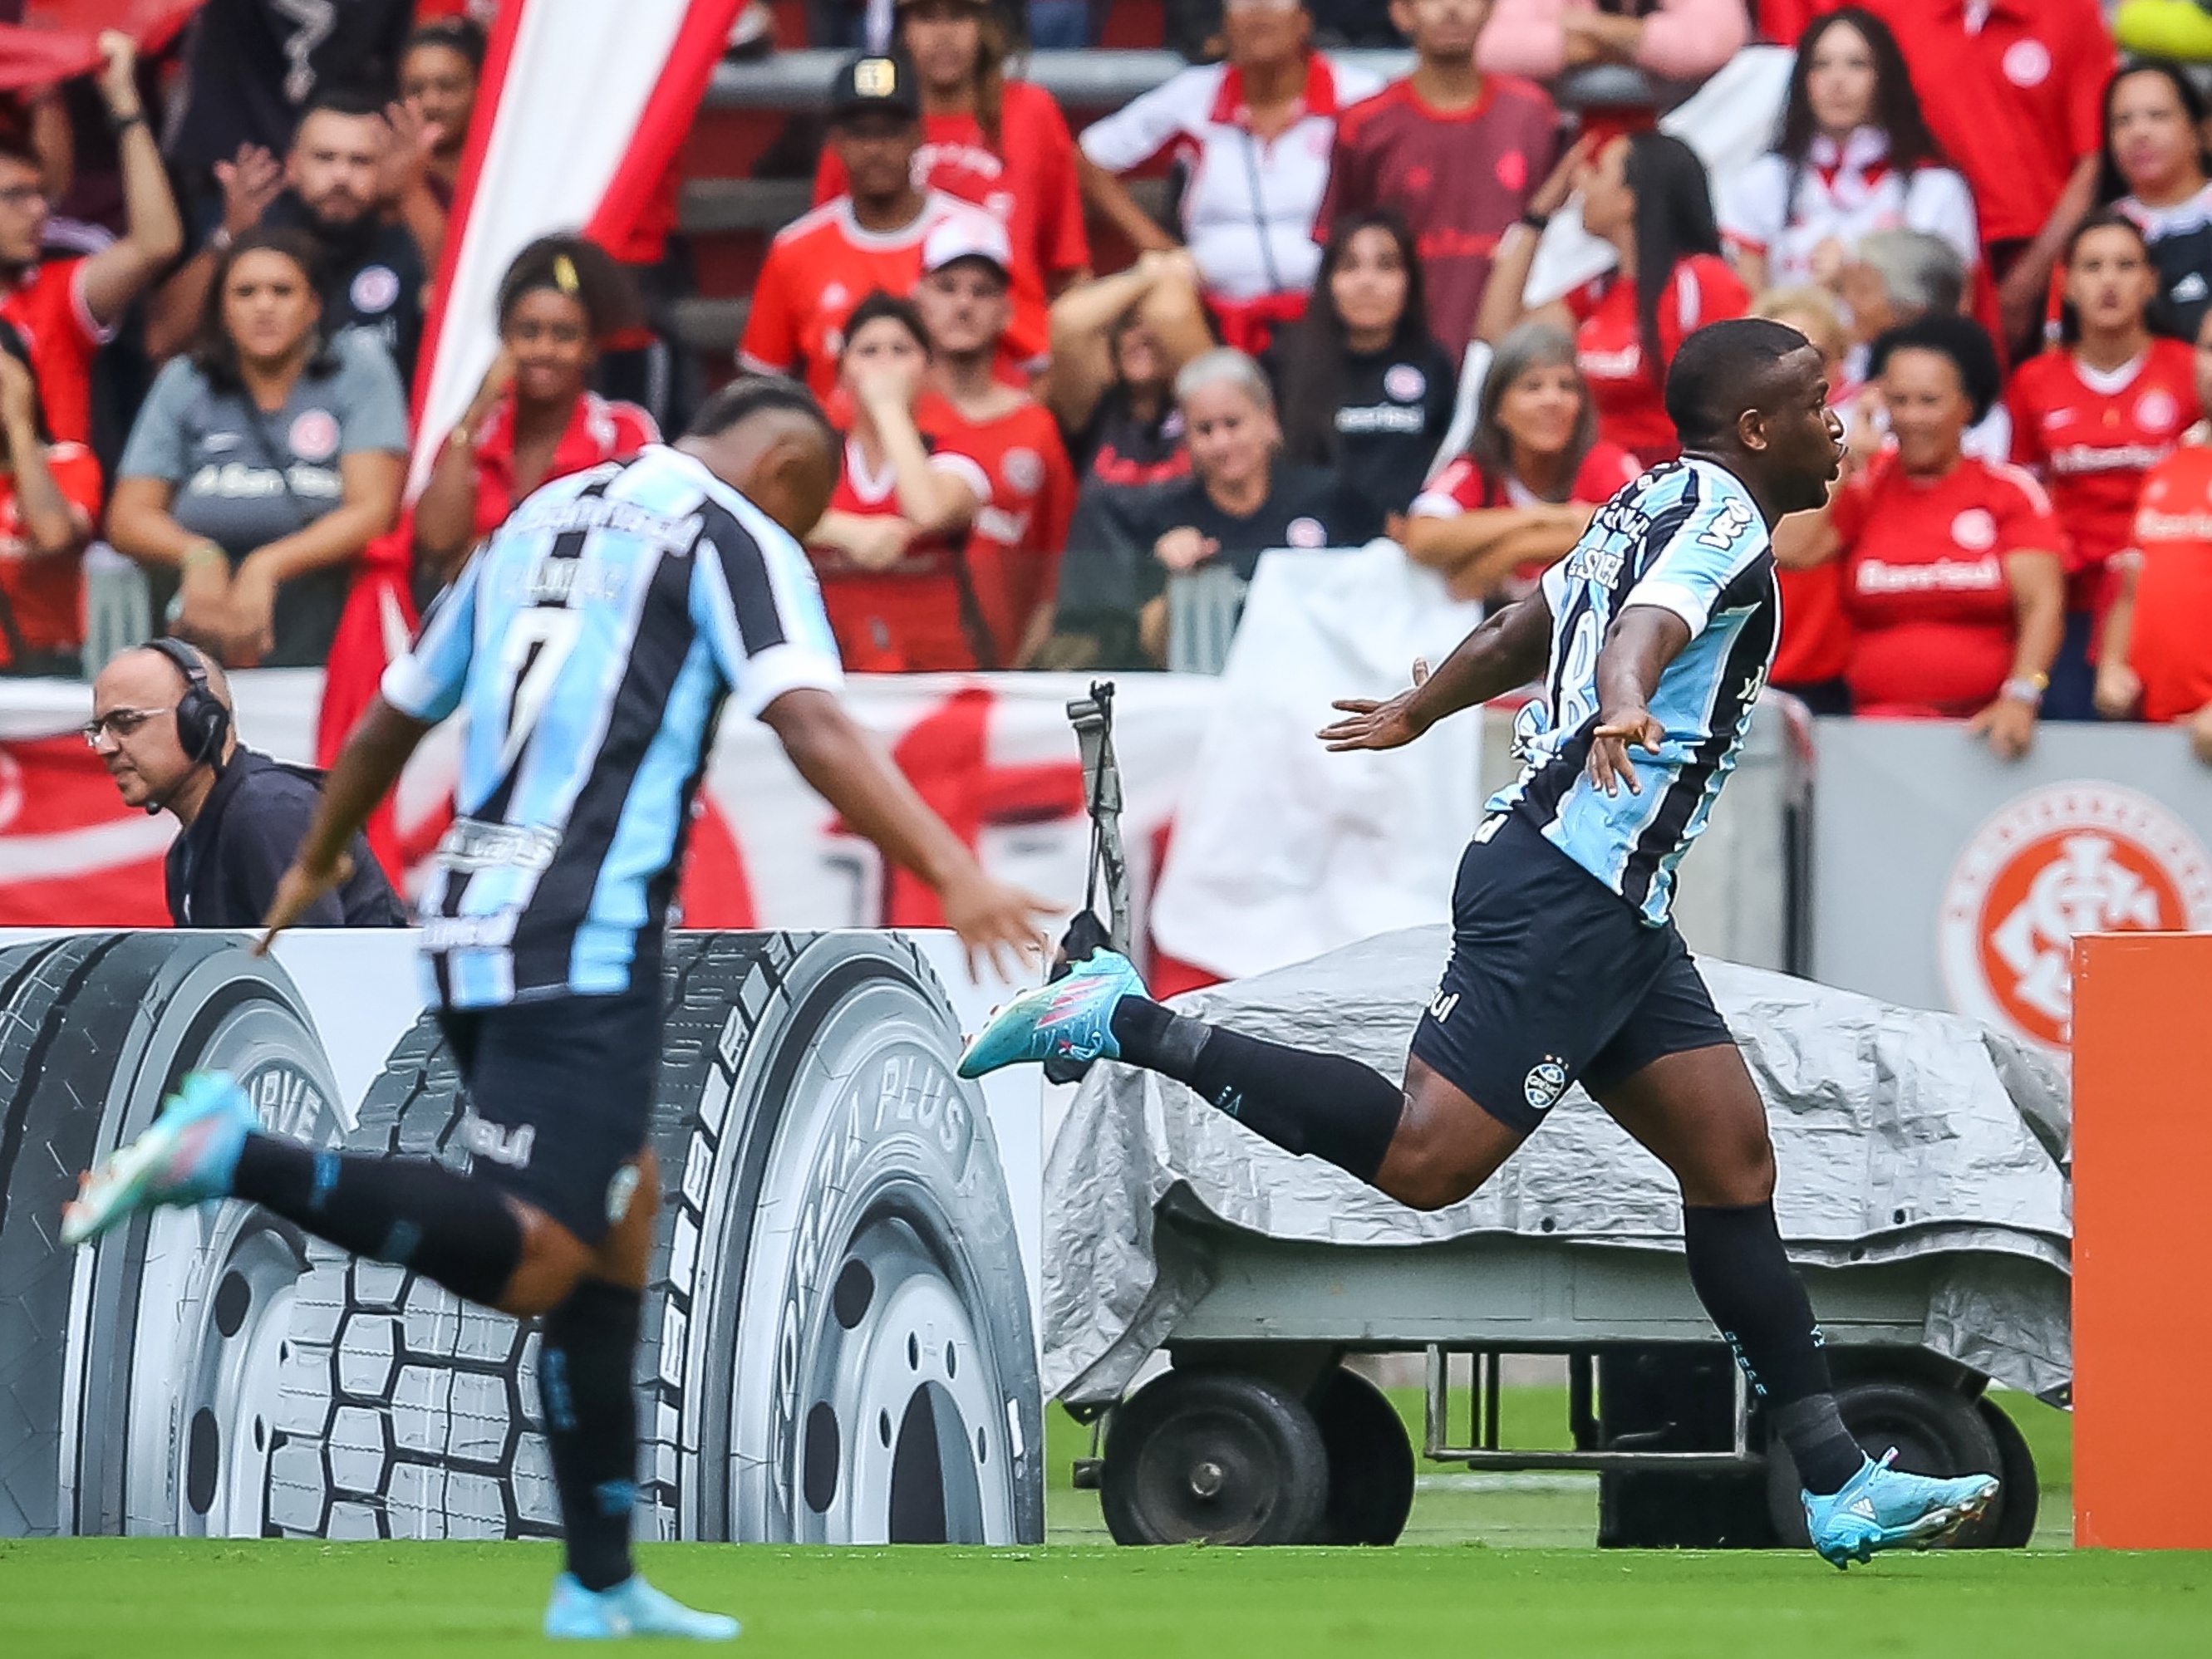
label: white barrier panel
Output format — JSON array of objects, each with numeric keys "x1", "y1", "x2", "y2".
[
  {"x1": 1810, "y1": 716, "x2": 2212, "y2": 1055},
  {"x1": 0, "y1": 925, "x2": 1044, "y2": 1544}
]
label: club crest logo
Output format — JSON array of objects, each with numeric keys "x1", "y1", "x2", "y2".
[
  {"x1": 2003, "y1": 39, "x2": 2051, "y2": 88},
  {"x1": 288, "y1": 409, "x2": 341, "y2": 462},
  {"x1": 2137, "y1": 389, "x2": 2180, "y2": 432},
  {"x1": 1384, "y1": 364, "x2": 1427, "y2": 403},
  {"x1": 1938, "y1": 783, "x2": 2212, "y2": 1049},
  {"x1": 349, "y1": 263, "x2": 401, "y2": 315},
  {"x1": 1285, "y1": 516, "x2": 1327, "y2": 548},
  {"x1": 1523, "y1": 1056, "x2": 1570, "y2": 1114},
  {"x1": 1949, "y1": 508, "x2": 1998, "y2": 552}
]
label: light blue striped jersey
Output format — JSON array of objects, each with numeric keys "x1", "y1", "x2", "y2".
[
  {"x1": 381, "y1": 445, "x2": 843, "y2": 1008},
  {"x1": 1485, "y1": 457, "x2": 1778, "y2": 925}
]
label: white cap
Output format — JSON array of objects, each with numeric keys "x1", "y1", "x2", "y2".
[{"x1": 922, "y1": 213, "x2": 1013, "y2": 277}]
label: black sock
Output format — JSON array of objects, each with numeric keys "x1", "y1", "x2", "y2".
[
  {"x1": 1110, "y1": 997, "x2": 1404, "y2": 1183},
  {"x1": 1681, "y1": 1201, "x2": 1863, "y2": 1495},
  {"x1": 232, "y1": 1132, "x2": 524, "y2": 1308},
  {"x1": 540, "y1": 1279, "x2": 642, "y2": 1592}
]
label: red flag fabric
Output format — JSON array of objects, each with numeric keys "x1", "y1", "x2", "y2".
[{"x1": 0, "y1": 1, "x2": 201, "y2": 91}]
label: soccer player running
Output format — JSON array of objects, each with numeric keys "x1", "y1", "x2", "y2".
[
  {"x1": 961, "y1": 317, "x2": 2001, "y2": 1568},
  {"x1": 64, "y1": 378, "x2": 1050, "y2": 1638}
]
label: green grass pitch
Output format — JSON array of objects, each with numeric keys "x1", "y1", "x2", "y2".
[{"x1": 5, "y1": 1391, "x2": 2205, "y2": 1657}]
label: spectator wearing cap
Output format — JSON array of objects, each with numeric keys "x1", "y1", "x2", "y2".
[
  {"x1": 148, "y1": 90, "x2": 436, "y2": 384},
  {"x1": 2096, "y1": 302, "x2": 2212, "y2": 762},
  {"x1": 742, "y1": 52, "x2": 1049, "y2": 403},
  {"x1": 1776, "y1": 313, "x2": 2065, "y2": 759},
  {"x1": 110, "y1": 227, "x2": 408, "y2": 670},
  {"x1": 1314, "y1": 0, "x2": 1558, "y2": 357},
  {"x1": 1851, "y1": 0, "x2": 2116, "y2": 358},
  {"x1": 912, "y1": 216, "x2": 1078, "y2": 667},
  {"x1": 815, "y1": 0, "x2": 1091, "y2": 302},
  {"x1": 414, "y1": 238, "x2": 661, "y2": 585},
  {"x1": 0, "y1": 32, "x2": 182, "y2": 449},
  {"x1": 0, "y1": 331, "x2": 100, "y2": 677},
  {"x1": 1077, "y1": 0, "x2": 1384, "y2": 356},
  {"x1": 1476, "y1": 0, "x2": 1748, "y2": 86},
  {"x1": 806, "y1": 291, "x2": 995, "y2": 670}
]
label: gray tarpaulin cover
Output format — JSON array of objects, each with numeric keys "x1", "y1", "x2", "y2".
[{"x1": 1044, "y1": 927, "x2": 2073, "y2": 1406}]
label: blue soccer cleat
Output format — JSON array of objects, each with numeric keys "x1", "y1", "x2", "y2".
[
  {"x1": 61, "y1": 1071, "x2": 256, "y2": 1246},
  {"x1": 543, "y1": 1573, "x2": 740, "y2": 1641},
  {"x1": 957, "y1": 949, "x2": 1147, "y2": 1078},
  {"x1": 1802, "y1": 1448, "x2": 2000, "y2": 1568}
]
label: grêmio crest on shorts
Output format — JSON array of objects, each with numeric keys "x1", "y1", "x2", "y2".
[{"x1": 1485, "y1": 457, "x2": 1779, "y2": 927}]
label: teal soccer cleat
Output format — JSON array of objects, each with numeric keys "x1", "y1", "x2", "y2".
[
  {"x1": 61, "y1": 1071, "x2": 255, "y2": 1246},
  {"x1": 543, "y1": 1573, "x2": 741, "y2": 1641},
  {"x1": 1803, "y1": 1448, "x2": 2000, "y2": 1568},
  {"x1": 956, "y1": 949, "x2": 1147, "y2": 1078}
]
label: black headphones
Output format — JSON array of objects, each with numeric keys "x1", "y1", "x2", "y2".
[{"x1": 143, "y1": 637, "x2": 232, "y2": 800}]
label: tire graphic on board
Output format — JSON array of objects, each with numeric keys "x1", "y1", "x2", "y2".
[
  {"x1": 268, "y1": 930, "x2": 1042, "y2": 1545},
  {"x1": 0, "y1": 934, "x2": 345, "y2": 1538}
]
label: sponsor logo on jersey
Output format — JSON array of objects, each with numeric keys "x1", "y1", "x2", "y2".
[
  {"x1": 1949, "y1": 508, "x2": 1997, "y2": 551},
  {"x1": 1285, "y1": 516, "x2": 1327, "y2": 547},
  {"x1": 288, "y1": 408, "x2": 340, "y2": 462},
  {"x1": 2003, "y1": 38, "x2": 2051, "y2": 88},
  {"x1": 1523, "y1": 1056, "x2": 1570, "y2": 1113},
  {"x1": 349, "y1": 263, "x2": 401, "y2": 315},
  {"x1": 1938, "y1": 782, "x2": 2212, "y2": 1049},
  {"x1": 1336, "y1": 403, "x2": 1428, "y2": 434},
  {"x1": 1384, "y1": 363, "x2": 1427, "y2": 403},
  {"x1": 1426, "y1": 989, "x2": 1460, "y2": 1023},
  {"x1": 2048, "y1": 442, "x2": 2174, "y2": 475}
]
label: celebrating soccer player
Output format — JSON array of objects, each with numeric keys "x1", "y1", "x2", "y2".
[{"x1": 961, "y1": 317, "x2": 2003, "y2": 1569}]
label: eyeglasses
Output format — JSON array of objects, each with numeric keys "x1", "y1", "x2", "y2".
[{"x1": 81, "y1": 706, "x2": 174, "y2": 746}]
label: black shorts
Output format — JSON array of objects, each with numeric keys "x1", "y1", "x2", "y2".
[
  {"x1": 1408, "y1": 812, "x2": 1734, "y2": 1136},
  {"x1": 435, "y1": 984, "x2": 660, "y2": 1245}
]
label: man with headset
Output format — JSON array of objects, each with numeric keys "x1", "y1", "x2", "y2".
[{"x1": 86, "y1": 637, "x2": 403, "y2": 927}]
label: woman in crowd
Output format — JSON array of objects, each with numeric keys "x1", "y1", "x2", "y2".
[
  {"x1": 1478, "y1": 131, "x2": 1749, "y2": 464},
  {"x1": 815, "y1": 0, "x2": 1091, "y2": 298},
  {"x1": 110, "y1": 228, "x2": 406, "y2": 669},
  {"x1": 1042, "y1": 248, "x2": 1214, "y2": 490},
  {"x1": 0, "y1": 335, "x2": 100, "y2": 677},
  {"x1": 2094, "y1": 60, "x2": 2212, "y2": 337},
  {"x1": 1754, "y1": 286, "x2": 1859, "y2": 713},
  {"x1": 1268, "y1": 211, "x2": 1457, "y2": 522},
  {"x1": 414, "y1": 237, "x2": 659, "y2": 584},
  {"x1": 1777, "y1": 314, "x2": 2064, "y2": 759},
  {"x1": 1477, "y1": 0, "x2": 1748, "y2": 86},
  {"x1": 1078, "y1": 0, "x2": 1382, "y2": 354},
  {"x1": 2096, "y1": 303, "x2": 2212, "y2": 758},
  {"x1": 1401, "y1": 321, "x2": 1638, "y2": 604},
  {"x1": 806, "y1": 292, "x2": 991, "y2": 671},
  {"x1": 399, "y1": 15, "x2": 486, "y2": 214},
  {"x1": 2008, "y1": 212, "x2": 2200, "y2": 720},
  {"x1": 1721, "y1": 8, "x2": 1978, "y2": 299}
]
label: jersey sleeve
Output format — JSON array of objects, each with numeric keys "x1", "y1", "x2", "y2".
[
  {"x1": 1031, "y1": 91, "x2": 1093, "y2": 277},
  {"x1": 381, "y1": 549, "x2": 484, "y2": 724},
  {"x1": 1904, "y1": 168, "x2": 1982, "y2": 272},
  {"x1": 1621, "y1": 474, "x2": 1770, "y2": 636},
  {"x1": 1993, "y1": 465, "x2": 2063, "y2": 554},
  {"x1": 42, "y1": 441, "x2": 104, "y2": 520},
  {"x1": 1575, "y1": 443, "x2": 1644, "y2": 502},
  {"x1": 691, "y1": 508, "x2": 846, "y2": 719},
  {"x1": 927, "y1": 445, "x2": 992, "y2": 507},
  {"x1": 1411, "y1": 456, "x2": 1487, "y2": 518},
  {"x1": 116, "y1": 358, "x2": 200, "y2": 483},
  {"x1": 736, "y1": 242, "x2": 802, "y2": 376},
  {"x1": 1716, "y1": 154, "x2": 1787, "y2": 255},
  {"x1": 1079, "y1": 71, "x2": 1200, "y2": 172},
  {"x1": 2004, "y1": 371, "x2": 2047, "y2": 471},
  {"x1": 1656, "y1": 257, "x2": 1751, "y2": 370}
]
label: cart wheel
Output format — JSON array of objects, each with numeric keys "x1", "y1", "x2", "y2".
[
  {"x1": 1101, "y1": 1371, "x2": 1329, "y2": 1545},
  {"x1": 1766, "y1": 1377, "x2": 2005, "y2": 1549},
  {"x1": 1311, "y1": 1368, "x2": 1415, "y2": 1545},
  {"x1": 1974, "y1": 1394, "x2": 2040, "y2": 1549}
]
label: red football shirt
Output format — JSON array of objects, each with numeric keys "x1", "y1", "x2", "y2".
[
  {"x1": 917, "y1": 390, "x2": 1075, "y2": 665},
  {"x1": 465, "y1": 390, "x2": 659, "y2": 544},
  {"x1": 1831, "y1": 450, "x2": 2062, "y2": 714},
  {"x1": 1850, "y1": 0, "x2": 2111, "y2": 247},
  {"x1": 2126, "y1": 444, "x2": 2212, "y2": 722},
  {"x1": 808, "y1": 432, "x2": 994, "y2": 671},
  {"x1": 2006, "y1": 338, "x2": 2200, "y2": 613},
  {"x1": 739, "y1": 193, "x2": 1049, "y2": 402},
  {"x1": 1, "y1": 259, "x2": 111, "y2": 447},
  {"x1": 814, "y1": 81, "x2": 1090, "y2": 287},
  {"x1": 1565, "y1": 254, "x2": 1749, "y2": 465},
  {"x1": 1315, "y1": 75, "x2": 1560, "y2": 356},
  {"x1": 1411, "y1": 441, "x2": 1640, "y2": 589},
  {"x1": 0, "y1": 440, "x2": 103, "y2": 664}
]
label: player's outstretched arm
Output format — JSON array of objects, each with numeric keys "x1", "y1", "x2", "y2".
[
  {"x1": 256, "y1": 695, "x2": 433, "y2": 950},
  {"x1": 762, "y1": 688, "x2": 1051, "y2": 981},
  {"x1": 1586, "y1": 606, "x2": 1692, "y2": 797},
  {"x1": 1319, "y1": 589, "x2": 1554, "y2": 752}
]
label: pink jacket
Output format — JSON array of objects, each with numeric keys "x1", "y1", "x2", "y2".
[{"x1": 1477, "y1": 0, "x2": 1749, "y2": 83}]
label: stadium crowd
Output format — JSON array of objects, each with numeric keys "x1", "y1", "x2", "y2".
[{"x1": 3, "y1": 0, "x2": 2211, "y2": 766}]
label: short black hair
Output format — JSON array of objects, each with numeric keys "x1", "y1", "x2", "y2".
[
  {"x1": 838, "y1": 290, "x2": 930, "y2": 358},
  {"x1": 497, "y1": 234, "x2": 641, "y2": 339},
  {"x1": 298, "y1": 86, "x2": 387, "y2": 125},
  {"x1": 1664, "y1": 317, "x2": 1818, "y2": 449},
  {"x1": 1867, "y1": 312, "x2": 2003, "y2": 426},
  {"x1": 685, "y1": 374, "x2": 837, "y2": 445},
  {"x1": 406, "y1": 16, "x2": 489, "y2": 75}
]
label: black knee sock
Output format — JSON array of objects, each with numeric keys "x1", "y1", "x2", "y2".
[
  {"x1": 232, "y1": 1132, "x2": 524, "y2": 1308},
  {"x1": 1109, "y1": 997, "x2": 1404, "y2": 1183},
  {"x1": 1681, "y1": 1201, "x2": 1864, "y2": 1495},
  {"x1": 540, "y1": 1279, "x2": 642, "y2": 1592}
]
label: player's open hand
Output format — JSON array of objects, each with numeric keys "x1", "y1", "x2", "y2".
[
  {"x1": 1320, "y1": 657, "x2": 1432, "y2": 751},
  {"x1": 941, "y1": 870, "x2": 1054, "y2": 984},
  {"x1": 254, "y1": 852, "x2": 354, "y2": 955},
  {"x1": 1587, "y1": 709, "x2": 1664, "y2": 796}
]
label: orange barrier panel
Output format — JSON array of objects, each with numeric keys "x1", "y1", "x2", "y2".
[{"x1": 2072, "y1": 930, "x2": 2212, "y2": 1549}]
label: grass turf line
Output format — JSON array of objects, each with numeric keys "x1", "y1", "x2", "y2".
[{"x1": 2, "y1": 1538, "x2": 2207, "y2": 1658}]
